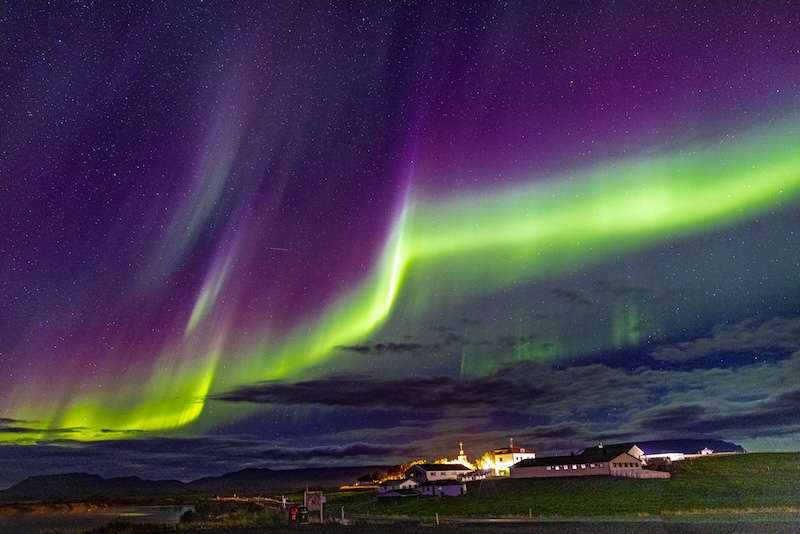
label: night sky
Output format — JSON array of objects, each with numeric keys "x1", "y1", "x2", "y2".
[{"x1": 2, "y1": 1, "x2": 800, "y2": 488}]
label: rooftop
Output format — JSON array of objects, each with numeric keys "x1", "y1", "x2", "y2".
[
  {"x1": 493, "y1": 446, "x2": 533, "y2": 454},
  {"x1": 409, "y1": 463, "x2": 471, "y2": 472},
  {"x1": 513, "y1": 445, "x2": 639, "y2": 468}
]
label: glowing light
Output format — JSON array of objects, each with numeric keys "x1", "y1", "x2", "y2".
[{"x1": 6, "y1": 116, "x2": 800, "y2": 441}]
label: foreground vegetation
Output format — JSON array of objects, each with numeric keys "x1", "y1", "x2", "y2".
[
  {"x1": 15, "y1": 453, "x2": 799, "y2": 532},
  {"x1": 325, "y1": 453, "x2": 800, "y2": 519}
]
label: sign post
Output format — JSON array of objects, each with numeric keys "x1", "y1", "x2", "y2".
[{"x1": 304, "y1": 490, "x2": 325, "y2": 523}]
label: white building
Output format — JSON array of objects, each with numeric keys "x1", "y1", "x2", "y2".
[
  {"x1": 643, "y1": 451, "x2": 685, "y2": 462},
  {"x1": 491, "y1": 438, "x2": 535, "y2": 475},
  {"x1": 405, "y1": 463, "x2": 471, "y2": 483},
  {"x1": 377, "y1": 478, "x2": 419, "y2": 497}
]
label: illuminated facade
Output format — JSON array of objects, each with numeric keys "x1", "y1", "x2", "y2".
[{"x1": 490, "y1": 438, "x2": 535, "y2": 475}]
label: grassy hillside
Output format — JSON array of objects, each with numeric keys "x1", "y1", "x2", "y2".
[{"x1": 325, "y1": 453, "x2": 800, "y2": 518}]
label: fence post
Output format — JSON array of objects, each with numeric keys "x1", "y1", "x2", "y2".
[{"x1": 435, "y1": 512, "x2": 439, "y2": 526}]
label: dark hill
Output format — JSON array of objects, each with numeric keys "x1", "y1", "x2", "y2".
[
  {"x1": 0, "y1": 465, "x2": 386, "y2": 502},
  {"x1": 189, "y1": 465, "x2": 387, "y2": 493},
  {"x1": 611, "y1": 439, "x2": 745, "y2": 456},
  {"x1": 0, "y1": 473, "x2": 188, "y2": 501}
]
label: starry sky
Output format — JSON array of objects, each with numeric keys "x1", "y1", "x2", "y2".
[{"x1": 2, "y1": 1, "x2": 800, "y2": 487}]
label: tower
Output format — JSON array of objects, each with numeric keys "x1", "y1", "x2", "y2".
[{"x1": 457, "y1": 441, "x2": 468, "y2": 467}]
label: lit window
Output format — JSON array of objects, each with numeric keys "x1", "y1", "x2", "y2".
[
  {"x1": 546, "y1": 466, "x2": 551, "y2": 471},
  {"x1": 555, "y1": 466, "x2": 560, "y2": 470},
  {"x1": 580, "y1": 464, "x2": 586, "y2": 469},
  {"x1": 572, "y1": 465, "x2": 577, "y2": 470},
  {"x1": 590, "y1": 464, "x2": 595, "y2": 468}
]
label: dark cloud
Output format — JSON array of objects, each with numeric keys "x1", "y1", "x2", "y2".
[
  {"x1": 214, "y1": 374, "x2": 545, "y2": 411},
  {"x1": 337, "y1": 334, "x2": 474, "y2": 354},
  {"x1": 594, "y1": 280, "x2": 654, "y2": 298},
  {"x1": 215, "y1": 320, "x2": 800, "y2": 459},
  {"x1": 0, "y1": 418, "x2": 26, "y2": 425},
  {"x1": 0, "y1": 418, "x2": 86, "y2": 436},
  {"x1": 552, "y1": 288, "x2": 592, "y2": 306},
  {"x1": 650, "y1": 316, "x2": 800, "y2": 362},
  {"x1": 634, "y1": 390, "x2": 800, "y2": 437},
  {"x1": 336, "y1": 342, "x2": 427, "y2": 354}
]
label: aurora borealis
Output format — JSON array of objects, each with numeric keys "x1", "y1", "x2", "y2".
[{"x1": 2, "y1": 1, "x2": 800, "y2": 485}]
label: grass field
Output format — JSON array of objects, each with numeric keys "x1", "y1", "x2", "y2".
[{"x1": 323, "y1": 453, "x2": 800, "y2": 519}]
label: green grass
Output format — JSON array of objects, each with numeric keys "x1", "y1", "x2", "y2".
[{"x1": 324, "y1": 453, "x2": 800, "y2": 519}]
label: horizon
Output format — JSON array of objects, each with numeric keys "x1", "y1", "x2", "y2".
[
  {"x1": 0, "y1": 436, "x2": 760, "y2": 490},
  {"x1": 3, "y1": 2, "x2": 800, "y2": 493}
]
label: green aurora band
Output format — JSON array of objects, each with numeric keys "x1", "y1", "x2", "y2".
[{"x1": 7, "y1": 117, "x2": 800, "y2": 441}]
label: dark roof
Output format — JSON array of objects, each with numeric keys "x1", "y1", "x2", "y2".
[
  {"x1": 408, "y1": 463, "x2": 471, "y2": 472},
  {"x1": 513, "y1": 447, "x2": 640, "y2": 468},
  {"x1": 493, "y1": 446, "x2": 533, "y2": 454}
]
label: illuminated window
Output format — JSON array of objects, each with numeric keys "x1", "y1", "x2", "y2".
[
  {"x1": 546, "y1": 466, "x2": 551, "y2": 471},
  {"x1": 580, "y1": 464, "x2": 586, "y2": 469},
  {"x1": 572, "y1": 465, "x2": 577, "y2": 470},
  {"x1": 554, "y1": 466, "x2": 560, "y2": 470},
  {"x1": 590, "y1": 464, "x2": 595, "y2": 468}
]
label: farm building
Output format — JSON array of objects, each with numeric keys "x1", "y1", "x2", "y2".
[
  {"x1": 510, "y1": 443, "x2": 668, "y2": 479},
  {"x1": 600, "y1": 439, "x2": 744, "y2": 464}
]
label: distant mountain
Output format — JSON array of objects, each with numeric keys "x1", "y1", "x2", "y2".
[
  {"x1": 0, "y1": 473, "x2": 188, "y2": 501},
  {"x1": 0, "y1": 465, "x2": 386, "y2": 503},
  {"x1": 585, "y1": 439, "x2": 746, "y2": 456},
  {"x1": 190, "y1": 465, "x2": 387, "y2": 493}
]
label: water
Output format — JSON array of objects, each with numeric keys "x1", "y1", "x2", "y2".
[{"x1": 0, "y1": 504, "x2": 191, "y2": 534}]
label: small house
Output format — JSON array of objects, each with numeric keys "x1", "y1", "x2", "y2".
[
  {"x1": 405, "y1": 463, "x2": 471, "y2": 483},
  {"x1": 377, "y1": 478, "x2": 419, "y2": 498}
]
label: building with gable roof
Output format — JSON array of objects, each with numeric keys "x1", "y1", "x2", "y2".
[
  {"x1": 405, "y1": 463, "x2": 471, "y2": 483},
  {"x1": 509, "y1": 442, "x2": 668, "y2": 479}
]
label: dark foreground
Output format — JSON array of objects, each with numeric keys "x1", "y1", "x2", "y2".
[{"x1": 85, "y1": 518, "x2": 800, "y2": 534}]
